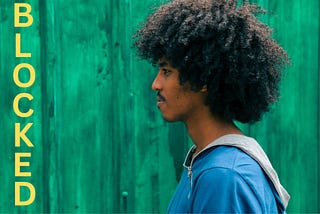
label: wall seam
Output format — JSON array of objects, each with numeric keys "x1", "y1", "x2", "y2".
[{"x1": 317, "y1": 0, "x2": 320, "y2": 211}]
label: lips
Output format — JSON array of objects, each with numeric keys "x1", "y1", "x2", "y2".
[{"x1": 156, "y1": 92, "x2": 166, "y2": 107}]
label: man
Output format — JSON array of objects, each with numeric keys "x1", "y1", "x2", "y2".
[{"x1": 134, "y1": 0, "x2": 290, "y2": 213}]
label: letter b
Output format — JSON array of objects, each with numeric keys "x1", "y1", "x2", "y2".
[{"x1": 14, "y1": 3, "x2": 33, "y2": 27}]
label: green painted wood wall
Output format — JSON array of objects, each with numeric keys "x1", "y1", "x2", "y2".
[{"x1": 0, "y1": 0, "x2": 319, "y2": 213}]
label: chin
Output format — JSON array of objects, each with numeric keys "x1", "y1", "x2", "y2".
[
  {"x1": 161, "y1": 113, "x2": 181, "y2": 122},
  {"x1": 162, "y1": 117, "x2": 176, "y2": 122}
]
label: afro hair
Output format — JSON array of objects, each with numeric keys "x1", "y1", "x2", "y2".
[{"x1": 134, "y1": 0, "x2": 289, "y2": 123}]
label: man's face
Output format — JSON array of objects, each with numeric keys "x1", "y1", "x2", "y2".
[{"x1": 152, "y1": 58, "x2": 207, "y2": 122}]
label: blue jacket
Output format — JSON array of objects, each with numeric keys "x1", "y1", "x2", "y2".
[{"x1": 168, "y1": 135, "x2": 289, "y2": 213}]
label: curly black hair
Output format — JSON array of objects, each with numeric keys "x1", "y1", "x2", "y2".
[{"x1": 133, "y1": 0, "x2": 289, "y2": 123}]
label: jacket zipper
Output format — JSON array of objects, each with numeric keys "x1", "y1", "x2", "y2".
[{"x1": 186, "y1": 148, "x2": 206, "y2": 198}]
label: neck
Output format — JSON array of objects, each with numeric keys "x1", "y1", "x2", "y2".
[{"x1": 184, "y1": 108, "x2": 242, "y2": 155}]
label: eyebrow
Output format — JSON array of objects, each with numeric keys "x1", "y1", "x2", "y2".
[{"x1": 158, "y1": 61, "x2": 169, "y2": 67}]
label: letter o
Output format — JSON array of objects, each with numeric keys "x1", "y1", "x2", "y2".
[{"x1": 13, "y1": 63, "x2": 35, "y2": 88}]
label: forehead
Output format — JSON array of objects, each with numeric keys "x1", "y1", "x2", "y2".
[
  {"x1": 158, "y1": 57, "x2": 172, "y2": 67},
  {"x1": 158, "y1": 55, "x2": 169, "y2": 64}
]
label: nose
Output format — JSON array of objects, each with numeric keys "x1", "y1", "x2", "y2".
[{"x1": 152, "y1": 72, "x2": 162, "y2": 91}]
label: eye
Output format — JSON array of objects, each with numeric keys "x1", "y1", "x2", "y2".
[{"x1": 162, "y1": 68, "x2": 171, "y2": 76}]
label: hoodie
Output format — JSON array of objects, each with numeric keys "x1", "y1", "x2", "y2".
[{"x1": 167, "y1": 134, "x2": 290, "y2": 213}]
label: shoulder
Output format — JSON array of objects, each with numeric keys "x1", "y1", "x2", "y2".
[
  {"x1": 191, "y1": 166, "x2": 267, "y2": 213},
  {"x1": 197, "y1": 145, "x2": 261, "y2": 173},
  {"x1": 196, "y1": 146, "x2": 269, "y2": 193},
  {"x1": 190, "y1": 146, "x2": 278, "y2": 213}
]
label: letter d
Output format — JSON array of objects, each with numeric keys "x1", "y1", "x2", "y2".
[{"x1": 15, "y1": 182, "x2": 36, "y2": 206}]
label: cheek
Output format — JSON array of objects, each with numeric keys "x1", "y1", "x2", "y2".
[
  {"x1": 167, "y1": 88, "x2": 183, "y2": 102},
  {"x1": 174, "y1": 93, "x2": 190, "y2": 108},
  {"x1": 172, "y1": 90, "x2": 183, "y2": 101},
  {"x1": 169, "y1": 85, "x2": 195, "y2": 108}
]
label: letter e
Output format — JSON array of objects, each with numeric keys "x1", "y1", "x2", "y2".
[{"x1": 15, "y1": 152, "x2": 32, "y2": 177}]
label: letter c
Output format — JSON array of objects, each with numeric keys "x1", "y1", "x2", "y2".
[{"x1": 13, "y1": 93, "x2": 34, "y2": 118}]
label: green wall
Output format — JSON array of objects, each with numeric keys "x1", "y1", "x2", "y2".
[{"x1": 0, "y1": 0, "x2": 319, "y2": 213}]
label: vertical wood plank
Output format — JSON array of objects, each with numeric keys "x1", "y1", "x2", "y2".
[
  {"x1": 1, "y1": 0, "x2": 44, "y2": 212},
  {"x1": 131, "y1": 0, "x2": 182, "y2": 212},
  {"x1": 249, "y1": 0, "x2": 319, "y2": 212},
  {"x1": 38, "y1": 0, "x2": 63, "y2": 212},
  {"x1": 0, "y1": 1, "x2": 17, "y2": 211},
  {"x1": 53, "y1": 0, "x2": 119, "y2": 212}
]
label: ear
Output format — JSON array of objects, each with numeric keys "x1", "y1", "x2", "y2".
[{"x1": 200, "y1": 85, "x2": 207, "y2": 93}]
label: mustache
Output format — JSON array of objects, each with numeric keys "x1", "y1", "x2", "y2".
[{"x1": 157, "y1": 92, "x2": 166, "y2": 101}]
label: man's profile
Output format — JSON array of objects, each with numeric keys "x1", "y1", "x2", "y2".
[{"x1": 134, "y1": 0, "x2": 290, "y2": 213}]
